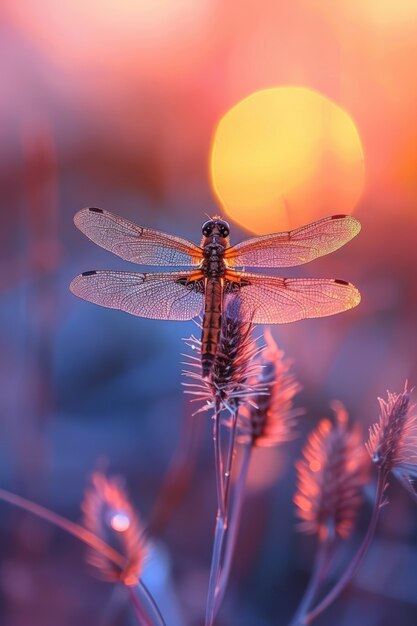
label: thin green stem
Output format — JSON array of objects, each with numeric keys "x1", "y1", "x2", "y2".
[
  {"x1": 223, "y1": 404, "x2": 239, "y2": 507},
  {"x1": 213, "y1": 403, "x2": 225, "y2": 517},
  {"x1": 206, "y1": 405, "x2": 226, "y2": 626},
  {"x1": 205, "y1": 404, "x2": 239, "y2": 626},
  {"x1": 288, "y1": 537, "x2": 334, "y2": 626},
  {"x1": 214, "y1": 442, "x2": 252, "y2": 616},
  {"x1": 130, "y1": 582, "x2": 167, "y2": 626},
  {"x1": 205, "y1": 514, "x2": 227, "y2": 626},
  {"x1": 130, "y1": 587, "x2": 154, "y2": 626},
  {"x1": 306, "y1": 469, "x2": 387, "y2": 624}
]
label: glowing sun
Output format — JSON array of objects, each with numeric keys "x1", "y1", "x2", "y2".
[{"x1": 210, "y1": 87, "x2": 365, "y2": 234}]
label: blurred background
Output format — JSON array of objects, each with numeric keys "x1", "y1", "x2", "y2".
[{"x1": 0, "y1": 0, "x2": 417, "y2": 624}]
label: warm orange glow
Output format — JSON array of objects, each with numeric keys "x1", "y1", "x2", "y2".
[
  {"x1": 349, "y1": 0, "x2": 417, "y2": 24},
  {"x1": 210, "y1": 87, "x2": 365, "y2": 234}
]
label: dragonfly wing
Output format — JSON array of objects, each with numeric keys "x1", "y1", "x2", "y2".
[
  {"x1": 74, "y1": 207, "x2": 203, "y2": 266},
  {"x1": 225, "y1": 215, "x2": 360, "y2": 268},
  {"x1": 70, "y1": 270, "x2": 204, "y2": 321},
  {"x1": 225, "y1": 271, "x2": 360, "y2": 324}
]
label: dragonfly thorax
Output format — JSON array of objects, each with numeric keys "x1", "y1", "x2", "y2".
[{"x1": 202, "y1": 241, "x2": 226, "y2": 278}]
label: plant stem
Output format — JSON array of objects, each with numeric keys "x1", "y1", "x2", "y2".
[
  {"x1": 305, "y1": 469, "x2": 387, "y2": 624},
  {"x1": 205, "y1": 513, "x2": 227, "y2": 626},
  {"x1": 205, "y1": 404, "x2": 239, "y2": 626},
  {"x1": 0, "y1": 487, "x2": 125, "y2": 570},
  {"x1": 0, "y1": 487, "x2": 166, "y2": 626},
  {"x1": 213, "y1": 404, "x2": 225, "y2": 517},
  {"x1": 205, "y1": 406, "x2": 226, "y2": 626},
  {"x1": 223, "y1": 404, "x2": 239, "y2": 508},
  {"x1": 130, "y1": 586, "x2": 154, "y2": 626},
  {"x1": 130, "y1": 582, "x2": 167, "y2": 626},
  {"x1": 288, "y1": 537, "x2": 333, "y2": 626},
  {"x1": 214, "y1": 442, "x2": 252, "y2": 616}
]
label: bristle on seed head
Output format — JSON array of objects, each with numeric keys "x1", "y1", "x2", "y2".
[{"x1": 366, "y1": 384, "x2": 417, "y2": 474}]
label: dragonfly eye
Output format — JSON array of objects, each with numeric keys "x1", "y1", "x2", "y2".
[
  {"x1": 220, "y1": 226, "x2": 229, "y2": 237},
  {"x1": 202, "y1": 221, "x2": 214, "y2": 237}
]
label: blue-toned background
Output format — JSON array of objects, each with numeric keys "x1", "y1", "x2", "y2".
[{"x1": 1, "y1": 1, "x2": 417, "y2": 625}]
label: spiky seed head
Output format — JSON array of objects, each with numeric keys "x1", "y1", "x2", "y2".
[
  {"x1": 239, "y1": 329, "x2": 302, "y2": 447},
  {"x1": 294, "y1": 402, "x2": 369, "y2": 541},
  {"x1": 82, "y1": 472, "x2": 147, "y2": 586},
  {"x1": 366, "y1": 384, "x2": 417, "y2": 474},
  {"x1": 182, "y1": 297, "x2": 263, "y2": 414}
]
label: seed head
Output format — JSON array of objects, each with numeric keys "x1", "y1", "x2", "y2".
[
  {"x1": 239, "y1": 329, "x2": 302, "y2": 447},
  {"x1": 182, "y1": 297, "x2": 263, "y2": 414},
  {"x1": 82, "y1": 472, "x2": 147, "y2": 586},
  {"x1": 294, "y1": 403, "x2": 369, "y2": 541},
  {"x1": 366, "y1": 384, "x2": 417, "y2": 474}
]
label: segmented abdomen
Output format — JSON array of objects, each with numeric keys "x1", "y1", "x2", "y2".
[{"x1": 201, "y1": 278, "x2": 223, "y2": 378}]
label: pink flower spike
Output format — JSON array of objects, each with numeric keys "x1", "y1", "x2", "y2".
[
  {"x1": 82, "y1": 472, "x2": 147, "y2": 586},
  {"x1": 239, "y1": 328, "x2": 302, "y2": 447},
  {"x1": 366, "y1": 384, "x2": 417, "y2": 475},
  {"x1": 295, "y1": 402, "x2": 369, "y2": 541}
]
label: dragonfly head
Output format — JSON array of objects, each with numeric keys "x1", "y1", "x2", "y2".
[{"x1": 202, "y1": 218, "x2": 230, "y2": 239}]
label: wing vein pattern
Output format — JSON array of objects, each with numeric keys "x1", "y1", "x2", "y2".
[
  {"x1": 225, "y1": 215, "x2": 361, "y2": 268},
  {"x1": 74, "y1": 208, "x2": 202, "y2": 266},
  {"x1": 70, "y1": 270, "x2": 204, "y2": 321},
  {"x1": 225, "y1": 271, "x2": 360, "y2": 324}
]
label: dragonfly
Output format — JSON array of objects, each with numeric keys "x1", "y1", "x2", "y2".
[{"x1": 70, "y1": 208, "x2": 361, "y2": 377}]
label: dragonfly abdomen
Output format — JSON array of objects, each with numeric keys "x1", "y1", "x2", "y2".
[{"x1": 201, "y1": 278, "x2": 223, "y2": 378}]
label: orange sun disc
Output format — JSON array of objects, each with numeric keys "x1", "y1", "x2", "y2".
[{"x1": 210, "y1": 86, "x2": 365, "y2": 234}]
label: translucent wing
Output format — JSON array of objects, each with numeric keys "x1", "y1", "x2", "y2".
[
  {"x1": 225, "y1": 271, "x2": 360, "y2": 324},
  {"x1": 74, "y1": 207, "x2": 203, "y2": 267},
  {"x1": 225, "y1": 215, "x2": 360, "y2": 268},
  {"x1": 70, "y1": 270, "x2": 204, "y2": 320}
]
